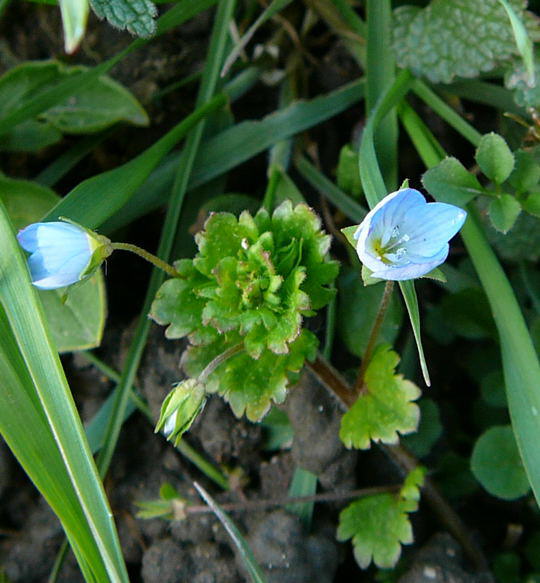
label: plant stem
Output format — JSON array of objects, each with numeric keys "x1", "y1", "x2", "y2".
[
  {"x1": 199, "y1": 343, "x2": 244, "y2": 383},
  {"x1": 186, "y1": 485, "x2": 397, "y2": 516},
  {"x1": 354, "y1": 280, "x2": 394, "y2": 394},
  {"x1": 111, "y1": 242, "x2": 180, "y2": 278},
  {"x1": 306, "y1": 355, "x2": 489, "y2": 572}
]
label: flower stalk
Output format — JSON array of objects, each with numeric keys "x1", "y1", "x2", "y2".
[
  {"x1": 354, "y1": 280, "x2": 394, "y2": 394},
  {"x1": 110, "y1": 242, "x2": 181, "y2": 278}
]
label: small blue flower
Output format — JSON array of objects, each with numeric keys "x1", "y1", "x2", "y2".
[
  {"x1": 354, "y1": 188, "x2": 467, "y2": 281},
  {"x1": 17, "y1": 221, "x2": 111, "y2": 290}
]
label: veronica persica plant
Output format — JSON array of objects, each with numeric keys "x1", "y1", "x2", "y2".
[
  {"x1": 354, "y1": 188, "x2": 467, "y2": 281},
  {"x1": 17, "y1": 220, "x2": 112, "y2": 290}
]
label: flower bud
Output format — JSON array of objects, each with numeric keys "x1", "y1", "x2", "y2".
[
  {"x1": 17, "y1": 220, "x2": 112, "y2": 290},
  {"x1": 156, "y1": 379, "x2": 206, "y2": 445}
]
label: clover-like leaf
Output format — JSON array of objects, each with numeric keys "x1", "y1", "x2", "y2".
[
  {"x1": 393, "y1": 0, "x2": 528, "y2": 84},
  {"x1": 422, "y1": 157, "x2": 483, "y2": 207},
  {"x1": 90, "y1": 0, "x2": 157, "y2": 37},
  {"x1": 337, "y1": 468, "x2": 425, "y2": 569},
  {"x1": 339, "y1": 346, "x2": 421, "y2": 449},
  {"x1": 182, "y1": 330, "x2": 318, "y2": 421},
  {"x1": 475, "y1": 133, "x2": 515, "y2": 185},
  {"x1": 489, "y1": 194, "x2": 522, "y2": 233}
]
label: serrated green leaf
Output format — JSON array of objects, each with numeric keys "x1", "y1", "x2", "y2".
[
  {"x1": 475, "y1": 133, "x2": 515, "y2": 184},
  {"x1": 0, "y1": 61, "x2": 147, "y2": 150},
  {"x1": 0, "y1": 176, "x2": 106, "y2": 352},
  {"x1": 471, "y1": 425, "x2": 530, "y2": 500},
  {"x1": 339, "y1": 346, "x2": 421, "y2": 449},
  {"x1": 400, "y1": 466, "x2": 426, "y2": 505},
  {"x1": 337, "y1": 494, "x2": 412, "y2": 569},
  {"x1": 422, "y1": 157, "x2": 483, "y2": 207},
  {"x1": 90, "y1": 0, "x2": 157, "y2": 37},
  {"x1": 337, "y1": 468, "x2": 424, "y2": 571},
  {"x1": 393, "y1": 0, "x2": 527, "y2": 84},
  {"x1": 489, "y1": 194, "x2": 522, "y2": 233},
  {"x1": 183, "y1": 330, "x2": 318, "y2": 421},
  {"x1": 153, "y1": 202, "x2": 337, "y2": 359}
]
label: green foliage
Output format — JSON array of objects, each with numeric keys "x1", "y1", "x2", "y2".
[
  {"x1": 489, "y1": 212, "x2": 540, "y2": 262},
  {"x1": 151, "y1": 201, "x2": 338, "y2": 420},
  {"x1": 339, "y1": 346, "x2": 421, "y2": 449},
  {"x1": 90, "y1": 0, "x2": 157, "y2": 37},
  {"x1": 475, "y1": 133, "x2": 515, "y2": 185},
  {"x1": 422, "y1": 157, "x2": 483, "y2": 207},
  {"x1": 393, "y1": 0, "x2": 528, "y2": 84},
  {"x1": 489, "y1": 194, "x2": 522, "y2": 233},
  {"x1": 337, "y1": 467, "x2": 425, "y2": 569},
  {"x1": 0, "y1": 61, "x2": 148, "y2": 152},
  {"x1": 471, "y1": 425, "x2": 531, "y2": 499},
  {"x1": 506, "y1": 55, "x2": 540, "y2": 108},
  {"x1": 509, "y1": 148, "x2": 540, "y2": 194}
]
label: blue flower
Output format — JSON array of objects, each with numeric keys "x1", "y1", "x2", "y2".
[
  {"x1": 17, "y1": 221, "x2": 111, "y2": 290},
  {"x1": 354, "y1": 188, "x2": 467, "y2": 281}
]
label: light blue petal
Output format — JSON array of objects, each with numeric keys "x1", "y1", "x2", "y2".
[
  {"x1": 372, "y1": 247, "x2": 448, "y2": 281},
  {"x1": 400, "y1": 203, "x2": 467, "y2": 258},
  {"x1": 18, "y1": 222, "x2": 86, "y2": 253},
  {"x1": 369, "y1": 188, "x2": 426, "y2": 243},
  {"x1": 28, "y1": 249, "x2": 91, "y2": 289}
]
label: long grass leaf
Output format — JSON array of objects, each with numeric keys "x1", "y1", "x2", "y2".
[
  {"x1": 193, "y1": 482, "x2": 268, "y2": 583},
  {"x1": 0, "y1": 201, "x2": 128, "y2": 580},
  {"x1": 102, "y1": 79, "x2": 364, "y2": 232},
  {"x1": 400, "y1": 95, "x2": 540, "y2": 506}
]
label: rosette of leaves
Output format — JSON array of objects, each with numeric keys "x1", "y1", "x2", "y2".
[{"x1": 151, "y1": 201, "x2": 339, "y2": 421}]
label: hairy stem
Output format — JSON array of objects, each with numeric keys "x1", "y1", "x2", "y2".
[
  {"x1": 186, "y1": 485, "x2": 397, "y2": 516},
  {"x1": 111, "y1": 242, "x2": 180, "y2": 278},
  {"x1": 354, "y1": 280, "x2": 394, "y2": 394},
  {"x1": 199, "y1": 343, "x2": 244, "y2": 383}
]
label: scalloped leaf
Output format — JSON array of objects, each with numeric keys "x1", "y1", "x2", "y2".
[
  {"x1": 182, "y1": 330, "x2": 318, "y2": 421},
  {"x1": 339, "y1": 346, "x2": 421, "y2": 449},
  {"x1": 337, "y1": 468, "x2": 425, "y2": 569},
  {"x1": 393, "y1": 0, "x2": 528, "y2": 84},
  {"x1": 90, "y1": 0, "x2": 157, "y2": 37}
]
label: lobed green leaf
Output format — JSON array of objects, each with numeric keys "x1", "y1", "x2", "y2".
[{"x1": 339, "y1": 346, "x2": 421, "y2": 449}]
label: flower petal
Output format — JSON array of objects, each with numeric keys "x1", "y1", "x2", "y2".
[
  {"x1": 372, "y1": 245, "x2": 449, "y2": 281},
  {"x1": 400, "y1": 203, "x2": 467, "y2": 258}
]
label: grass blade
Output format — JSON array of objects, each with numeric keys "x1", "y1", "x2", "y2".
[
  {"x1": 401, "y1": 92, "x2": 540, "y2": 506},
  {"x1": 193, "y1": 482, "x2": 268, "y2": 583},
  {"x1": 0, "y1": 200, "x2": 128, "y2": 581}
]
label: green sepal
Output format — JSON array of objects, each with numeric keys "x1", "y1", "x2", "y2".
[{"x1": 155, "y1": 378, "x2": 206, "y2": 445}]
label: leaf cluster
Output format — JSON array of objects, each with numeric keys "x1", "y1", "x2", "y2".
[
  {"x1": 151, "y1": 201, "x2": 338, "y2": 420},
  {"x1": 423, "y1": 133, "x2": 540, "y2": 235}
]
